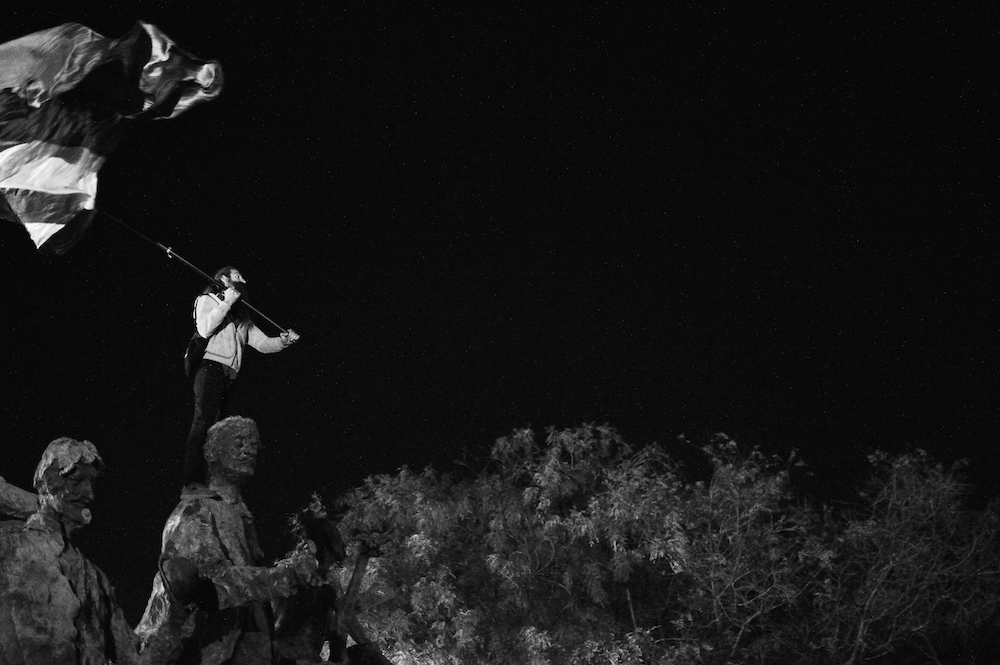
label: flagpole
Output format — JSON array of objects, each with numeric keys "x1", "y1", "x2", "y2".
[{"x1": 100, "y1": 212, "x2": 289, "y2": 333}]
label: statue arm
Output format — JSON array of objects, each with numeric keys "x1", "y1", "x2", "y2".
[
  {"x1": 100, "y1": 568, "x2": 141, "y2": 665},
  {"x1": 211, "y1": 564, "x2": 297, "y2": 609}
]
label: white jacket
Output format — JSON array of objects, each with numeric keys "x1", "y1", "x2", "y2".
[{"x1": 195, "y1": 294, "x2": 285, "y2": 376}]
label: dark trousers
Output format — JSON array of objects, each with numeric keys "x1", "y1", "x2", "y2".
[{"x1": 183, "y1": 361, "x2": 235, "y2": 485}]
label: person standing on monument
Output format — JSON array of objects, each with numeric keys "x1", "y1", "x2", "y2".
[
  {"x1": 183, "y1": 266, "x2": 300, "y2": 488},
  {"x1": 0, "y1": 438, "x2": 139, "y2": 665}
]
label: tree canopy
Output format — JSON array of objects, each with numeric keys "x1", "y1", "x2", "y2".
[{"x1": 334, "y1": 426, "x2": 1000, "y2": 664}]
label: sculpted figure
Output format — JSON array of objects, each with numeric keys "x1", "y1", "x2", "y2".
[
  {"x1": 136, "y1": 416, "x2": 318, "y2": 664},
  {"x1": 0, "y1": 438, "x2": 139, "y2": 664}
]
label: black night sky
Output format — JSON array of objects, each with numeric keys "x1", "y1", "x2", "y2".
[{"x1": 1, "y1": 4, "x2": 995, "y2": 623}]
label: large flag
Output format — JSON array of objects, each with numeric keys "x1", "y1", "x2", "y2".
[{"x1": 0, "y1": 22, "x2": 222, "y2": 253}]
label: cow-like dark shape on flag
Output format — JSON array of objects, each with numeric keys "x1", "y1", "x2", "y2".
[{"x1": 0, "y1": 22, "x2": 222, "y2": 253}]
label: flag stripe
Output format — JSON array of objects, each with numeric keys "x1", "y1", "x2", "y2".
[
  {"x1": 0, "y1": 139, "x2": 102, "y2": 249},
  {"x1": 0, "y1": 142, "x2": 102, "y2": 195}
]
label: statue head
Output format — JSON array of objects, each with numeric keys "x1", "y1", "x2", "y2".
[
  {"x1": 204, "y1": 416, "x2": 260, "y2": 485},
  {"x1": 33, "y1": 437, "x2": 104, "y2": 533}
]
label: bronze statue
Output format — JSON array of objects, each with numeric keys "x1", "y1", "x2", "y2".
[
  {"x1": 135, "y1": 416, "x2": 320, "y2": 664},
  {"x1": 0, "y1": 438, "x2": 139, "y2": 664}
]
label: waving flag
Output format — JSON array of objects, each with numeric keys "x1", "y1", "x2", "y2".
[{"x1": 0, "y1": 22, "x2": 222, "y2": 253}]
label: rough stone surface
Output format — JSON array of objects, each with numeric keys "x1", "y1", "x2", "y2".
[
  {"x1": 135, "y1": 485, "x2": 302, "y2": 664},
  {"x1": 0, "y1": 475, "x2": 37, "y2": 520}
]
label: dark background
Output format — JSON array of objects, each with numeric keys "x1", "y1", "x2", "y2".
[{"x1": 1, "y1": 4, "x2": 995, "y2": 623}]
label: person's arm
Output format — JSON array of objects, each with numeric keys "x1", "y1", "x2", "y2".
[
  {"x1": 247, "y1": 324, "x2": 300, "y2": 354},
  {"x1": 195, "y1": 290, "x2": 240, "y2": 338}
]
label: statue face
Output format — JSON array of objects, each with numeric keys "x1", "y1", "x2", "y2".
[
  {"x1": 39, "y1": 461, "x2": 99, "y2": 532},
  {"x1": 216, "y1": 427, "x2": 260, "y2": 481}
]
